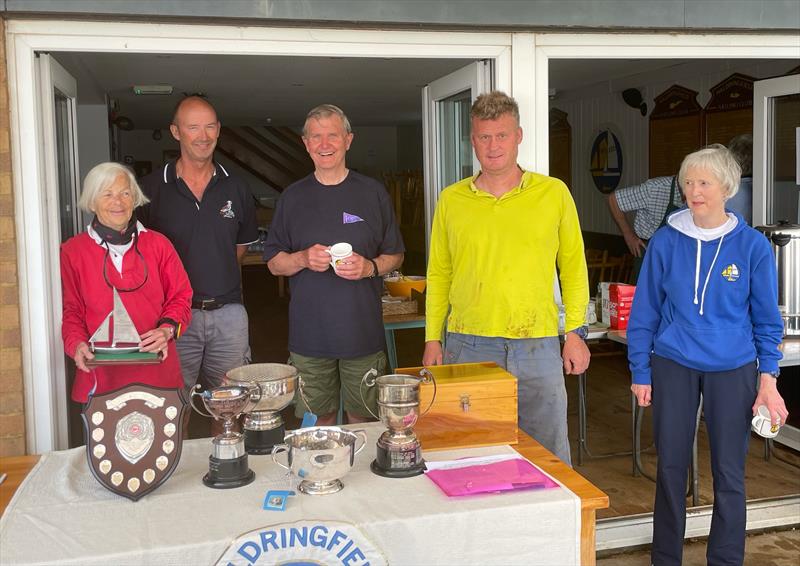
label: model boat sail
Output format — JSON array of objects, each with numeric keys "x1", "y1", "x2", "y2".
[{"x1": 89, "y1": 288, "x2": 141, "y2": 353}]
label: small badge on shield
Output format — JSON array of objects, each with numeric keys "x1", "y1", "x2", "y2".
[{"x1": 82, "y1": 383, "x2": 188, "y2": 501}]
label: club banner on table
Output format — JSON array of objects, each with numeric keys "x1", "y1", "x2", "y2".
[{"x1": 216, "y1": 521, "x2": 387, "y2": 566}]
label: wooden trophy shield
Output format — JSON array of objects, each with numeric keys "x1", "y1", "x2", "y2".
[{"x1": 81, "y1": 383, "x2": 188, "y2": 501}]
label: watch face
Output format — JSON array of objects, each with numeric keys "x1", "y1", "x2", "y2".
[{"x1": 572, "y1": 327, "x2": 588, "y2": 339}]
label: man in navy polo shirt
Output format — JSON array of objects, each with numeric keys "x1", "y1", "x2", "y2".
[
  {"x1": 264, "y1": 104, "x2": 404, "y2": 425},
  {"x1": 139, "y1": 96, "x2": 259, "y2": 417}
]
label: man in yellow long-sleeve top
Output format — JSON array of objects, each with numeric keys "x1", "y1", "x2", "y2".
[{"x1": 422, "y1": 91, "x2": 590, "y2": 465}]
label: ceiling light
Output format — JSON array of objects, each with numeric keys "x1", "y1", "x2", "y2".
[{"x1": 132, "y1": 85, "x2": 174, "y2": 95}]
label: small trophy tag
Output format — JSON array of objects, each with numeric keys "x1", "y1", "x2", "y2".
[{"x1": 86, "y1": 288, "x2": 160, "y2": 366}]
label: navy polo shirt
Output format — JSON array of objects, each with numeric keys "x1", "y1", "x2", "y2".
[{"x1": 138, "y1": 161, "x2": 259, "y2": 304}]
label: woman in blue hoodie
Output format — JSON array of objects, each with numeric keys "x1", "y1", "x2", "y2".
[{"x1": 627, "y1": 144, "x2": 788, "y2": 566}]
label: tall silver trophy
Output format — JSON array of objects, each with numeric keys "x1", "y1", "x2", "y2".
[
  {"x1": 360, "y1": 368, "x2": 436, "y2": 478},
  {"x1": 225, "y1": 363, "x2": 300, "y2": 455},
  {"x1": 190, "y1": 383, "x2": 260, "y2": 488},
  {"x1": 271, "y1": 427, "x2": 368, "y2": 495}
]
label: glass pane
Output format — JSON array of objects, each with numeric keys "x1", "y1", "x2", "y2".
[
  {"x1": 769, "y1": 93, "x2": 800, "y2": 224},
  {"x1": 54, "y1": 90, "x2": 77, "y2": 242},
  {"x1": 437, "y1": 89, "x2": 472, "y2": 189}
]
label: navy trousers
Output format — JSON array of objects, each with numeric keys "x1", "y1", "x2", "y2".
[{"x1": 650, "y1": 355, "x2": 757, "y2": 566}]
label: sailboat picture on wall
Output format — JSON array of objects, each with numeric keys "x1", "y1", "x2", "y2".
[
  {"x1": 589, "y1": 127, "x2": 624, "y2": 195},
  {"x1": 87, "y1": 288, "x2": 161, "y2": 366}
]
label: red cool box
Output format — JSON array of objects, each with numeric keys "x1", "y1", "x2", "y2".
[{"x1": 609, "y1": 284, "x2": 636, "y2": 330}]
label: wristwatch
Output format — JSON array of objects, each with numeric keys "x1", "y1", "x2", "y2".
[
  {"x1": 368, "y1": 259, "x2": 379, "y2": 278},
  {"x1": 157, "y1": 317, "x2": 181, "y2": 340},
  {"x1": 570, "y1": 325, "x2": 589, "y2": 340}
]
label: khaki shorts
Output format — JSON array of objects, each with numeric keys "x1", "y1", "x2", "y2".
[{"x1": 289, "y1": 351, "x2": 386, "y2": 419}]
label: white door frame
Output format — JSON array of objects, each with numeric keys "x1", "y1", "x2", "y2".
[
  {"x1": 6, "y1": 20, "x2": 799, "y2": 453},
  {"x1": 752, "y1": 74, "x2": 800, "y2": 226},
  {"x1": 422, "y1": 60, "x2": 492, "y2": 247},
  {"x1": 6, "y1": 20, "x2": 514, "y2": 453},
  {"x1": 37, "y1": 53, "x2": 81, "y2": 451}
]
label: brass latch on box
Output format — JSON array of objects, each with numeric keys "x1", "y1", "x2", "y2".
[{"x1": 460, "y1": 394, "x2": 471, "y2": 413}]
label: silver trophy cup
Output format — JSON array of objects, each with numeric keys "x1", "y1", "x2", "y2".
[
  {"x1": 225, "y1": 363, "x2": 302, "y2": 455},
  {"x1": 190, "y1": 383, "x2": 260, "y2": 488},
  {"x1": 360, "y1": 368, "x2": 436, "y2": 478},
  {"x1": 271, "y1": 426, "x2": 368, "y2": 495}
]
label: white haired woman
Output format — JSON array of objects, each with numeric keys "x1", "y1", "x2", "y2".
[
  {"x1": 61, "y1": 162, "x2": 192, "y2": 402},
  {"x1": 627, "y1": 144, "x2": 787, "y2": 565}
]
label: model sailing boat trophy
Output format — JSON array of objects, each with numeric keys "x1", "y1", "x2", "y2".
[{"x1": 86, "y1": 287, "x2": 161, "y2": 366}]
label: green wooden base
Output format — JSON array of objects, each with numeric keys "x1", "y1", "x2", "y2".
[{"x1": 87, "y1": 351, "x2": 161, "y2": 367}]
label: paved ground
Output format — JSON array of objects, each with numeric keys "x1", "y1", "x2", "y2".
[{"x1": 597, "y1": 528, "x2": 800, "y2": 565}]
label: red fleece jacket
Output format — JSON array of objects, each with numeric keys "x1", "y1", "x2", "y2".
[{"x1": 60, "y1": 230, "x2": 192, "y2": 402}]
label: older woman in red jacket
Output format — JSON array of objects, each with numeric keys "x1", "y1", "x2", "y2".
[{"x1": 61, "y1": 162, "x2": 192, "y2": 402}]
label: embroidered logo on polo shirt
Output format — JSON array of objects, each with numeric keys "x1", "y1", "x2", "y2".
[
  {"x1": 721, "y1": 264, "x2": 740, "y2": 282},
  {"x1": 343, "y1": 212, "x2": 363, "y2": 224},
  {"x1": 220, "y1": 200, "x2": 235, "y2": 219}
]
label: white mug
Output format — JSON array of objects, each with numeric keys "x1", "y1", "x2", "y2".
[
  {"x1": 326, "y1": 242, "x2": 353, "y2": 271},
  {"x1": 751, "y1": 405, "x2": 780, "y2": 439}
]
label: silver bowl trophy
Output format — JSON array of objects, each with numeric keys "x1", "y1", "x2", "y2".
[
  {"x1": 360, "y1": 368, "x2": 436, "y2": 478},
  {"x1": 224, "y1": 363, "x2": 301, "y2": 455},
  {"x1": 271, "y1": 427, "x2": 368, "y2": 495},
  {"x1": 190, "y1": 383, "x2": 260, "y2": 489}
]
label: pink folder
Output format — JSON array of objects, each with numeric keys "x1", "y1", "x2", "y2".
[{"x1": 425, "y1": 457, "x2": 558, "y2": 497}]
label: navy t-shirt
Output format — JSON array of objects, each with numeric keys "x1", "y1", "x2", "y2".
[{"x1": 264, "y1": 171, "x2": 405, "y2": 359}]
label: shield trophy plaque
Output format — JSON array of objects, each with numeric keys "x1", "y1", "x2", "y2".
[
  {"x1": 81, "y1": 383, "x2": 189, "y2": 501},
  {"x1": 86, "y1": 288, "x2": 161, "y2": 367}
]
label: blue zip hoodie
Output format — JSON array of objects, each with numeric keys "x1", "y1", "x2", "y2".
[{"x1": 628, "y1": 208, "x2": 783, "y2": 385}]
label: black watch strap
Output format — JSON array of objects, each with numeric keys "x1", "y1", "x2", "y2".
[
  {"x1": 368, "y1": 259, "x2": 379, "y2": 278},
  {"x1": 156, "y1": 317, "x2": 181, "y2": 340}
]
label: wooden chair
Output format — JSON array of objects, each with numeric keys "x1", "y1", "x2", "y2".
[{"x1": 585, "y1": 249, "x2": 609, "y2": 295}]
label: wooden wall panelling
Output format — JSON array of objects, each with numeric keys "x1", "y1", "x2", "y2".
[
  {"x1": 704, "y1": 73, "x2": 754, "y2": 146},
  {"x1": 549, "y1": 108, "x2": 572, "y2": 189},
  {"x1": 649, "y1": 85, "x2": 703, "y2": 178}
]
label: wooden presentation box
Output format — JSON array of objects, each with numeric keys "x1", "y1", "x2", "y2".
[{"x1": 394, "y1": 362, "x2": 518, "y2": 451}]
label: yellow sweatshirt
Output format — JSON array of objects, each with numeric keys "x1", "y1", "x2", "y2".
[{"x1": 425, "y1": 170, "x2": 588, "y2": 342}]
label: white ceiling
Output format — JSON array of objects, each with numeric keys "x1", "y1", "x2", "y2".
[
  {"x1": 54, "y1": 52, "x2": 473, "y2": 130},
  {"x1": 53, "y1": 52, "x2": 785, "y2": 131}
]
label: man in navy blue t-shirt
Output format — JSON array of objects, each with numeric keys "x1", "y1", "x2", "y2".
[{"x1": 264, "y1": 104, "x2": 404, "y2": 425}]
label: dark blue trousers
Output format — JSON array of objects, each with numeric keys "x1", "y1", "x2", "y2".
[{"x1": 650, "y1": 355, "x2": 757, "y2": 566}]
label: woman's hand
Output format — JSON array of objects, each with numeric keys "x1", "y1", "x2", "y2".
[
  {"x1": 139, "y1": 327, "x2": 172, "y2": 360},
  {"x1": 752, "y1": 374, "x2": 789, "y2": 428},
  {"x1": 631, "y1": 383, "x2": 652, "y2": 407},
  {"x1": 73, "y1": 342, "x2": 95, "y2": 372}
]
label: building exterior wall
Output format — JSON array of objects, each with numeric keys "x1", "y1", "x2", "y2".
[
  {"x1": 3, "y1": 0, "x2": 800, "y2": 31},
  {"x1": 0, "y1": 17, "x2": 26, "y2": 457}
]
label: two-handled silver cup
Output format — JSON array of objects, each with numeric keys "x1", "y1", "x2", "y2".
[
  {"x1": 271, "y1": 426, "x2": 368, "y2": 495},
  {"x1": 225, "y1": 363, "x2": 305, "y2": 455},
  {"x1": 191, "y1": 383, "x2": 261, "y2": 488},
  {"x1": 360, "y1": 368, "x2": 436, "y2": 478}
]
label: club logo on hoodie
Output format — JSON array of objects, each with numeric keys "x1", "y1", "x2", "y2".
[{"x1": 721, "y1": 264, "x2": 740, "y2": 282}]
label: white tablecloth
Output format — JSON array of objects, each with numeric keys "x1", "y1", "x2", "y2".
[{"x1": 0, "y1": 423, "x2": 580, "y2": 565}]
